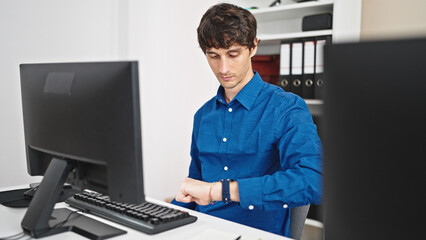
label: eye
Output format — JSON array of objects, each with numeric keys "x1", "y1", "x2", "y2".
[
  {"x1": 228, "y1": 52, "x2": 240, "y2": 58},
  {"x1": 208, "y1": 54, "x2": 219, "y2": 59}
]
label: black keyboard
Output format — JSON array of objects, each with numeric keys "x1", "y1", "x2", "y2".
[{"x1": 65, "y1": 191, "x2": 197, "y2": 234}]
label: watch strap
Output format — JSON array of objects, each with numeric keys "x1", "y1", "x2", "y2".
[{"x1": 220, "y1": 179, "x2": 233, "y2": 203}]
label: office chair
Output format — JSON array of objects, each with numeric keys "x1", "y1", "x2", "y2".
[{"x1": 290, "y1": 204, "x2": 310, "y2": 240}]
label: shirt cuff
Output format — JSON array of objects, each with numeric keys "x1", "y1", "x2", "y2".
[
  {"x1": 238, "y1": 177, "x2": 263, "y2": 210},
  {"x1": 171, "y1": 198, "x2": 197, "y2": 210}
]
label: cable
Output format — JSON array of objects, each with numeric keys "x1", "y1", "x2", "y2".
[
  {"x1": 0, "y1": 231, "x2": 26, "y2": 240},
  {"x1": 0, "y1": 197, "x2": 27, "y2": 205},
  {"x1": 51, "y1": 209, "x2": 82, "y2": 229},
  {"x1": 1, "y1": 209, "x2": 84, "y2": 240},
  {"x1": 16, "y1": 237, "x2": 31, "y2": 240},
  {"x1": 35, "y1": 209, "x2": 84, "y2": 237}
]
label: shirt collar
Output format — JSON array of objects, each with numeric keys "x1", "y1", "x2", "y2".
[{"x1": 216, "y1": 71, "x2": 264, "y2": 111}]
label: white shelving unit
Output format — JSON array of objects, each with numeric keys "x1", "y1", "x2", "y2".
[
  {"x1": 250, "y1": 0, "x2": 335, "y2": 53},
  {"x1": 258, "y1": 29, "x2": 333, "y2": 45},
  {"x1": 244, "y1": 0, "x2": 362, "y2": 113},
  {"x1": 249, "y1": 0, "x2": 361, "y2": 43},
  {"x1": 250, "y1": 0, "x2": 333, "y2": 19}
]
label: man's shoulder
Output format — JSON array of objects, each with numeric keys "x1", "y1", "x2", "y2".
[{"x1": 262, "y1": 82, "x2": 304, "y2": 107}]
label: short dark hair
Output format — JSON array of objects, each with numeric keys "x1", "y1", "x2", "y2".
[{"x1": 197, "y1": 3, "x2": 257, "y2": 54}]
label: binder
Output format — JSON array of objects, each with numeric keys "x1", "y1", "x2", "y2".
[
  {"x1": 291, "y1": 41, "x2": 303, "y2": 97},
  {"x1": 314, "y1": 39, "x2": 326, "y2": 99},
  {"x1": 279, "y1": 42, "x2": 291, "y2": 92},
  {"x1": 252, "y1": 55, "x2": 280, "y2": 85},
  {"x1": 302, "y1": 40, "x2": 315, "y2": 99}
]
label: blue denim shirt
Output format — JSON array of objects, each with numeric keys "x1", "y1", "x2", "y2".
[{"x1": 173, "y1": 72, "x2": 322, "y2": 236}]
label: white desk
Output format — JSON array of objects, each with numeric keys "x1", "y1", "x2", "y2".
[{"x1": 0, "y1": 186, "x2": 291, "y2": 240}]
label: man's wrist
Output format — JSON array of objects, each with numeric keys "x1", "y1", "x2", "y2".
[
  {"x1": 211, "y1": 181, "x2": 222, "y2": 202},
  {"x1": 209, "y1": 180, "x2": 239, "y2": 203},
  {"x1": 208, "y1": 182, "x2": 216, "y2": 205}
]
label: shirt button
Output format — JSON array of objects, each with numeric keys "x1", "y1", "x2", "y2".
[
  {"x1": 228, "y1": 108, "x2": 233, "y2": 112},
  {"x1": 222, "y1": 137, "x2": 227, "y2": 142},
  {"x1": 224, "y1": 166, "x2": 228, "y2": 171},
  {"x1": 283, "y1": 204, "x2": 288, "y2": 209},
  {"x1": 248, "y1": 205, "x2": 254, "y2": 210}
]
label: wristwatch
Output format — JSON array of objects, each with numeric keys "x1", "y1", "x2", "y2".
[{"x1": 220, "y1": 179, "x2": 233, "y2": 203}]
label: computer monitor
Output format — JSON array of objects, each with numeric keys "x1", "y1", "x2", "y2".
[
  {"x1": 322, "y1": 38, "x2": 426, "y2": 239},
  {"x1": 19, "y1": 61, "x2": 144, "y2": 238}
]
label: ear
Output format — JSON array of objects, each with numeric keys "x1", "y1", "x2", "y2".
[{"x1": 249, "y1": 38, "x2": 259, "y2": 57}]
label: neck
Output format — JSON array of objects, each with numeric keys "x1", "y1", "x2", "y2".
[{"x1": 224, "y1": 70, "x2": 254, "y2": 103}]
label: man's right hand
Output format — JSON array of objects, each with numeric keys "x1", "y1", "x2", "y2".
[{"x1": 175, "y1": 177, "x2": 218, "y2": 206}]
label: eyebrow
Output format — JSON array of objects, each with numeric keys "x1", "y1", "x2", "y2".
[
  {"x1": 227, "y1": 47, "x2": 243, "y2": 53},
  {"x1": 206, "y1": 47, "x2": 243, "y2": 55}
]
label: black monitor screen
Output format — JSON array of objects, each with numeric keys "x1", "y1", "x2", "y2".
[
  {"x1": 20, "y1": 61, "x2": 144, "y2": 236},
  {"x1": 20, "y1": 61, "x2": 144, "y2": 202},
  {"x1": 20, "y1": 62, "x2": 145, "y2": 236},
  {"x1": 323, "y1": 38, "x2": 426, "y2": 240}
]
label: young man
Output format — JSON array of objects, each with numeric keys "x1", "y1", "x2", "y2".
[{"x1": 173, "y1": 3, "x2": 322, "y2": 237}]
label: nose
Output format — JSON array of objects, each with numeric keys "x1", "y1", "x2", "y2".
[{"x1": 219, "y1": 58, "x2": 229, "y2": 75}]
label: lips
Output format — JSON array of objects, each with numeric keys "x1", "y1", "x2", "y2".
[{"x1": 220, "y1": 76, "x2": 233, "y2": 81}]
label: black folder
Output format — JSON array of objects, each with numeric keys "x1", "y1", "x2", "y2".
[
  {"x1": 291, "y1": 41, "x2": 304, "y2": 97},
  {"x1": 302, "y1": 40, "x2": 315, "y2": 99},
  {"x1": 279, "y1": 41, "x2": 292, "y2": 92},
  {"x1": 314, "y1": 35, "x2": 332, "y2": 99}
]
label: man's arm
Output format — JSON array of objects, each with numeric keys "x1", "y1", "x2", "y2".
[
  {"x1": 238, "y1": 99, "x2": 322, "y2": 210},
  {"x1": 175, "y1": 177, "x2": 240, "y2": 205}
]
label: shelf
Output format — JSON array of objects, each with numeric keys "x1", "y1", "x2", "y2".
[
  {"x1": 258, "y1": 29, "x2": 333, "y2": 44},
  {"x1": 305, "y1": 99, "x2": 323, "y2": 117},
  {"x1": 304, "y1": 99, "x2": 323, "y2": 105},
  {"x1": 250, "y1": 0, "x2": 333, "y2": 22},
  {"x1": 305, "y1": 218, "x2": 324, "y2": 228}
]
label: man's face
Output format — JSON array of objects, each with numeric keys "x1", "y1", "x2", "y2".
[{"x1": 205, "y1": 42, "x2": 257, "y2": 93}]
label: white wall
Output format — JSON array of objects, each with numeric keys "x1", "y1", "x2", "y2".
[
  {"x1": 0, "y1": 0, "x2": 228, "y2": 201},
  {"x1": 127, "y1": 0, "x2": 220, "y2": 200},
  {"x1": 0, "y1": 0, "x2": 126, "y2": 188}
]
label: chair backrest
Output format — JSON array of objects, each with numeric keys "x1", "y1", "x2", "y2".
[{"x1": 290, "y1": 204, "x2": 310, "y2": 240}]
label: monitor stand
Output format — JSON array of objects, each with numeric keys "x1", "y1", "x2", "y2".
[{"x1": 21, "y1": 158, "x2": 126, "y2": 239}]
